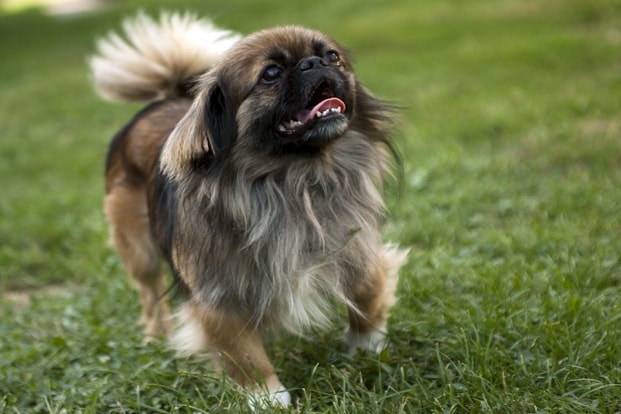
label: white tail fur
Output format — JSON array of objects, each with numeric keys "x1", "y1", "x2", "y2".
[{"x1": 90, "y1": 11, "x2": 240, "y2": 102}]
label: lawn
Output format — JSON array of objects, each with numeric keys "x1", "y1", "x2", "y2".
[{"x1": 1, "y1": 0, "x2": 620, "y2": 412}]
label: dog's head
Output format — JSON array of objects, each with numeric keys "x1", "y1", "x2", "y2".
[
  {"x1": 161, "y1": 26, "x2": 390, "y2": 179},
  {"x1": 226, "y1": 26, "x2": 355, "y2": 153}
]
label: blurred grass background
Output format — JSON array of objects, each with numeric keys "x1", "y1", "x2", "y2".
[{"x1": 1, "y1": 0, "x2": 620, "y2": 412}]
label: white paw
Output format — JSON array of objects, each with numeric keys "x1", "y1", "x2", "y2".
[
  {"x1": 345, "y1": 328, "x2": 388, "y2": 355},
  {"x1": 248, "y1": 385, "x2": 291, "y2": 411}
]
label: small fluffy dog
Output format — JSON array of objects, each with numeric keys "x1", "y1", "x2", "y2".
[{"x1": 91, "y1": 12, "x2": 407, "y2": 407}]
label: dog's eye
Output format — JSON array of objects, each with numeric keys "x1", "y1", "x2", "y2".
[
  {"x1": 260, "y1": 65, "x2": 283, "y2": 84},
  {"x1": 325, "y1": 50, "x2": 340, "y2": 65}
]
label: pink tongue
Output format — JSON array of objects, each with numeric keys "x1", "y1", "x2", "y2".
[{"x1": 295, "y1": 98, "x2": 346, "y2": 123}]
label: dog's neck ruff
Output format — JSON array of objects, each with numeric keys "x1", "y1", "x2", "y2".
[{"x1": 167, "y1": 130, "x2": 390, "y2": 334}]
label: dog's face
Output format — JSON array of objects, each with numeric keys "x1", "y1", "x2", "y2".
[
  {"x1": 228, "y1": 27, "x2": 355, "y2": 153},
  {"x1": 205, "y1": 26, "x2": 357, "y2": 154}
]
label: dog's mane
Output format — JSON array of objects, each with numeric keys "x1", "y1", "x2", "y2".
[{"x1": 163, "y1": 130, "x2": 391, "y2": 333}]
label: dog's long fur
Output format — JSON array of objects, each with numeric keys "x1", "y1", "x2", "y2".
[{"x1": 92, "y1": 12, "x2": 407, "y2": 407}]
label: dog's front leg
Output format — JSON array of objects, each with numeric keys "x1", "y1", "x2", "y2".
[
  {"x1": 346, "y1": 264, "x2": 391, "y2": 354},
  {"x1": 195, "y1": 307, "x2": 291, "y2": 408},
  {"x1": 345, "y1": 244, "x2": 408, "y2": 354}
]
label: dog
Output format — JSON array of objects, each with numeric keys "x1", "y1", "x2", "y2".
[{"x1": 91, "y1": 12, "x2": 408, "y2": 408}]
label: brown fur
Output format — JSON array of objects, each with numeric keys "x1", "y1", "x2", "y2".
[{"x1": 94, "y1": 14, "x2": 407, "y2": 406}]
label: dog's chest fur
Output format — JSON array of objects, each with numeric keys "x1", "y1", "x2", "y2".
[{"x1": 165, "y1": 131, "x2": 388, "y2": 332}]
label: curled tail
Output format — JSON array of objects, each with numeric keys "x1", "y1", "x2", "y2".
[{"x1": 90, "y1": 12, "x2": 240, "y2": 102}]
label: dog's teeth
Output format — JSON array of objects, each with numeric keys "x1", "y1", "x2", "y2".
[
  {"x1": 281, "y1": 119, "x2": 303, "y2": 130},
  {"x1": 315, "y1": 107, "x2": 342, "y2": 119}
]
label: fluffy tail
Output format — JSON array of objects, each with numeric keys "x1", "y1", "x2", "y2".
[{"x1": 90, "y1": 12, "x2": 240, "y2": 102}]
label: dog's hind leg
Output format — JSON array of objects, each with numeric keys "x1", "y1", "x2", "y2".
[
  {"x1": 346, "y1": 243, "x2": 408, "y2": 354},
  {"x1": 104, "y1": 184, "x2": 172, "y2": 341}
]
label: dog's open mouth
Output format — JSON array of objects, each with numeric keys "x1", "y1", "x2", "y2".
[{"x1": 277, "y1": 83, "x2": 347, "y2": 136}]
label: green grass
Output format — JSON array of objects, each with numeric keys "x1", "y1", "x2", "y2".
[{"x1": 1, "y1": 0, "x2": 620, "y2": 412}]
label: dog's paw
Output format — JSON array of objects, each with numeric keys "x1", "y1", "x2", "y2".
[
  {"x1": 345, "y1": 328, "x2": 388, "y2": 355},
  {"x1": 248, "y1": 386, "x2": 291, "y2": 411}
]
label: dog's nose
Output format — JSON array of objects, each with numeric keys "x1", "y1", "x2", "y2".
[{"x1": 299, "y1": 56, "x2": 327, "y2": 72}]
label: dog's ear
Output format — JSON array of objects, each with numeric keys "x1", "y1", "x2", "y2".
[
  {"x1": 160, "y1": 78, "x2": 237, "y2": 179},
  {"x1": 204, "y1": 83, "x2": 237, "y2": 154},
  {"x1": 160, "y1": 91, "x2": 210, "y2": 179},
  {"x1": 353, "y1": 81, "x2": 395, "y2": 142}
]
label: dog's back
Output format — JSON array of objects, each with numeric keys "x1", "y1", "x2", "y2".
[{"x1": 105, "y1": 99, "x2": 190, "y2": 191}]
